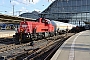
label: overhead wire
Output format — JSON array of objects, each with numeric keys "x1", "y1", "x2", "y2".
[{"x1": 0, "y1": 0, "x2": 53, "y2": 14}]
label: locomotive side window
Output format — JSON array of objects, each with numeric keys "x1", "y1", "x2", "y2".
[
  {"x1": 47, "y1": 21, "x2": 50, "y2": 24},
  {"x1": 41, "y1": 19, "x2": 45, "y2": 23},
  {"x1": 45, "y1": 19, "x2": 51, "y2": 24}
]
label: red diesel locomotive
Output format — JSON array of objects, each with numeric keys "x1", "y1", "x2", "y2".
[{"x1": 14, "y1": 18, "x2": 54, "y2": 43}]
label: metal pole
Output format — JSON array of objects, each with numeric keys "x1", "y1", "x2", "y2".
[
  {"x1": 18, "y1": 11, "x2": 22, "y2": 15},
  {"x1": 13, "y1": 5, "x2": 14, "y2": 16}
]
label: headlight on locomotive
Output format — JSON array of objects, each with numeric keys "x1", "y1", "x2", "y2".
[{"x1": 20, "y1": 28, "x2": 25, "y2": 33}]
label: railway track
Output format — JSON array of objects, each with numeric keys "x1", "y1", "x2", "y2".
[
  {"x1": 0, "y1": 33, "x2": 75, "y2": 60},
  {"x1": 23, "y1": 33, "x2": 74, "y2": 60}
]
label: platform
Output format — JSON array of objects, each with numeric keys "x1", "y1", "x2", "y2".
[
  {"x1": 0, "y1": 30, "x2": 15, "y2": 38},
  {"x1": 51, "y1": 30, "x2": 90, "y2": 60}
]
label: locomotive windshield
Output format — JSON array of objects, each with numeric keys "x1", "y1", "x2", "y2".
[
  {"x1": 20, "y1": 21, "x2": 28, "y2": 28},
  {"x1": 22, "y1": 25, "x2": 27, "y2": 27}
]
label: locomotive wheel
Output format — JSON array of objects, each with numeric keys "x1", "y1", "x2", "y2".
[
  {"x1": 14, "y1": 33, "x2": 22, "y2": 44},
  {"x1": 14, "y1": 36, "x2": 20, "y2": 44},
  {"x1": 30, "y1": 39, "x2": 34, "y2": 46}
]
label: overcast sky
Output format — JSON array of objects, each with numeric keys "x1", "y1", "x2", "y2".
[{"x1": 0, "y1": 0, "x2": 55, "y2": 16}]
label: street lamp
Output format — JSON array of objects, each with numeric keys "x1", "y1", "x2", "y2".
[
  {"x1": 10, "y1": 0, "x2": 17, "y2": 16},
  {"x1": 12, "y1": 5, "x2": 14, "y2": 16},
  {"x1": 16, "y1": 11, "x2": 22, "y2": 15},
  {"x1": 0, "y1": 11, "x2": 7, "y2": 14},
  {"x1": 28, "y1": 0, "x2": 54, "y2": 2}
]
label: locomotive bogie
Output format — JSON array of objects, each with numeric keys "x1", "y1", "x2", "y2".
[
  {"x1": 14, "y1": 33, "x2": 32, "y2": 43},
  {"x1": 14, "y1": 32, "x2": 53, "y2": 43}
]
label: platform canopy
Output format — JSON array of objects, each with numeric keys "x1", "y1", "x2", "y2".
[
  {"x1": 83, "y1": 21, "x2": 90, "y2": 24},
  {"x1": 0, "y1": 14, "x2": 36, "y2": 24}
]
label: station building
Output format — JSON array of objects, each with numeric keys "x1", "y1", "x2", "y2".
[
  {"x1": 19, "y1": 11, "x2": 40, "y2": 19},
  {"x1": 40, "y1": 0, "x2": 90, "y2": 26}
]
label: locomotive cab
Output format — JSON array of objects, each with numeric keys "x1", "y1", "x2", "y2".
[{"x1": 36, "y1": 18, "x2": 49, "y2": 24}]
